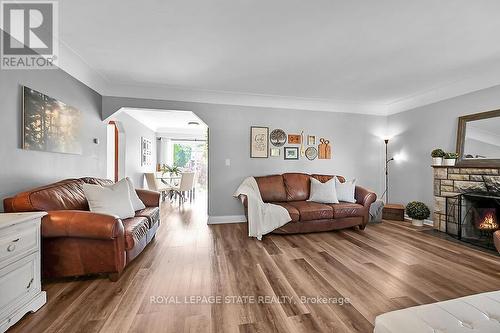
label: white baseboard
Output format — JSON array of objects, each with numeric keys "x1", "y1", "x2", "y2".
[{"x1": 207, "y1": 215, "x2": 247, "y2": 224}]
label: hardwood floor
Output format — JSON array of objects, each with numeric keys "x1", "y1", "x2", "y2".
[{"x1": 9, "y1": 200, "x2": 500, "y2": 333}]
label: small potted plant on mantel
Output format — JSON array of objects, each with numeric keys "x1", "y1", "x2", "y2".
[
  {"x1": 431, "y1": 148, "x2": 445, "y2": 166},
  {"x1": 406, "y1": 201, "x2": 430, "y2": 227},
  {"x1": 443, "y1": 152, "x2": 459, "y2": 166}
]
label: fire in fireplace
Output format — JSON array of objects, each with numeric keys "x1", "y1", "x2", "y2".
[{"x1": 474, "y1": 208, "x2": 499, "y2": 231}]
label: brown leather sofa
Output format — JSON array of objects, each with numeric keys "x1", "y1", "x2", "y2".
[
  {"x1": 240, "y1": 173, "x2": 377, "y2": 234},
  {"x1": 3, "y1": 177, "x2": 160, "y2": 281}
]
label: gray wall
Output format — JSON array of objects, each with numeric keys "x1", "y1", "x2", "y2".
[
  {"x1": 387, "y1": 84, "x2": 500, "y2": 213},
  {"x1": 110, "y1": 112, "x2": 157, "y2": 188},
  {"x1": 103, "y1": 97, "x2": 386, "y2": 217},
  {"x1": 0, "y1": 69, "x2": 106, "y2": 211}
]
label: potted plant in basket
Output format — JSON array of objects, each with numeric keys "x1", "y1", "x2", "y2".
[
  {"x1": 431, "y1": 148, "x2": 445, "y2": 166},
  {"x1": 443, "y1": 152, "x2": 459, "y2": 166},
  {"x1": 406, "y1": 201, "x2": 430, "y2": 227}
]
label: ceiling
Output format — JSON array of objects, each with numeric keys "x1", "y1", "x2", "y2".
[
  {"x1": 122, "y1": 108, "x2": 207, "y2": 134},
  {"x1": 57, "y1": 0, "x2": 500, "y2": 115}
]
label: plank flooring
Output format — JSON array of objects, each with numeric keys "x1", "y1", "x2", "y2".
[{"x1": 9, "y1": 199, "x2": 500, "y2": 333}]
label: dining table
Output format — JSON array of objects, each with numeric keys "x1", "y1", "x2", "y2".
[{"x1": 156, "y1": 174, "x2": 181, "y2": 186}]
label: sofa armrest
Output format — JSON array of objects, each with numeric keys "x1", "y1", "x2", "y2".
[
  {"x1": 136, "y1": 189, "x2": 160, "y2": 207},
  {"x1": 494, "y1": 231, "x2": 500, "y2": 254},
  {"x1": 42, "y1": 210, "x2": 124, "y2": 240},
  {"x1": 355, "y1": 186, "x2": 377, "y2": 207}
]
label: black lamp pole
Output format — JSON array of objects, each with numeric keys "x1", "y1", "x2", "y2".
[{"x1": 384, "y1": 139, "x2": 394, "y2": 204}]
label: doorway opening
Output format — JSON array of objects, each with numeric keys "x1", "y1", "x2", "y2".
[{"x1": 111, "y1": 108, "x2": 208, "y2": 215}]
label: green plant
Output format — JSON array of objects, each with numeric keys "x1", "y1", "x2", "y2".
[
  {"x1": 431, "y1": 148, "x2": 445, "y2": 158},
  {"x1": 160, "y1": 164, "x2": 181, "y2": 176},
  {"x1": 444, "y1": 152, "x2": 459, "y2": 159},
  {"x1": 406, "y1": 201, "x2": 430, "y2": 220}
]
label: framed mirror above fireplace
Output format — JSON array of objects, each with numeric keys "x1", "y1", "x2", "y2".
[{"x1": 456, "y1": 109, "x2": 500, "y2": 167}]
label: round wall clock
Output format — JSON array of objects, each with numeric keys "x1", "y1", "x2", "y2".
[
  {"x1": 305, "y1": 147, "x2": 318, "y2": 160},
  {"x1": 270, "y1": 129, "x2": 287, "y2": 147}
]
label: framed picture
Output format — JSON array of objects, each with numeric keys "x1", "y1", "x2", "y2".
[
  {"x1": 250, "y1": 126, "x2": 269, "y2": 158},
  {"x1": 270, "y1": 147, "x2": 280, "y2": 157},
  {"x1": 270, "y1": 129, "x2": 286, "y2": 146},
  {"x1": 288, "y1": 134, "x2": 301, "y2": 144},
  {"x1": 307, "y1": 135, "x2": 316, "y2": 146},
  {"x1": 23, "y1": 86, "x2": 82, "y2": 155},
  {"x1": 141, "y1": 137, "x2": 153, "y2": 166},
  {"x1": 284, "y1": 147, "x2": 299, "y2": 160}
]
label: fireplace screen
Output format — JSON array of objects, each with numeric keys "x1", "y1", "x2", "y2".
[{"x1": 446, "y1": 192, "x2": 500, "y2": 250}]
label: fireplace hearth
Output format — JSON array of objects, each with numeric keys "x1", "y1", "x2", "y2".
[{"x1": 446, "y1": 192, "x2": 500, "y2": 250}]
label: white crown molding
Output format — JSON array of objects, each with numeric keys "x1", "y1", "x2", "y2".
[
  {"x1": 104, "y1": 82, "x2": 389, "y2": 116},
  {"x1": 55, "y1": 38, "x2": 500, "y2": 117},
  {"x1": 386, "y1": 67, "x2": 500, "y2": 115}
]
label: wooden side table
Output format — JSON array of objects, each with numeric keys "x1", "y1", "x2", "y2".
[
  {"x1": 382, "y1": 204, "x2": 405, "y2": 221},
  {"x1": 0, "y1": 212, "x2": 47, "y2": 333}
]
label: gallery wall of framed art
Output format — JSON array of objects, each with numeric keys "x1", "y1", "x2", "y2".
[{"x1": 250, "y1": 126, "x2": 331, "y2": 161}]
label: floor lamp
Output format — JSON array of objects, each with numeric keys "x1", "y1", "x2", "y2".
[{"x1": 384, "y1": 139, "x2": 394, "y2": 204}]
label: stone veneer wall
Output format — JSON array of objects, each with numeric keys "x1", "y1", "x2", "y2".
[{"x1": 432, "y1": 166, "x2": 500, "y2": 231}]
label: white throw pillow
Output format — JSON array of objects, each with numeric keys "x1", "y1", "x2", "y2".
[
  {"x1": 335, "y1": 177, "x2": 357, "y2": 203},
  {"x1": 308, "y1": 177, "x2": 339, "y2": 204},
  {"x1": 83, "y1": 178, "x2": 135, "y2": 219},
  {"x1": 126, "y1": 177, "x2": 146, "y2": 211}
]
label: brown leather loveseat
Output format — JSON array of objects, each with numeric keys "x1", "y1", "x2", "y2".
[
  {"x1": 4, "y1": 177, "x2": 160, "y2": 281},
  {"x1": 241, "y1": 173, "x2": 377, "y2": 234}
]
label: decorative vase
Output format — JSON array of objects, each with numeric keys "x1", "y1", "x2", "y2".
[
  {"x1": 443, "y1": 158, "x2": 456, "y2": 166},
  {"x1": 412, "y1": 219, "x2": 424, "y2": 227},
  {"x1": 432, "y1": 157, "x2": 443, "y2": 166}
]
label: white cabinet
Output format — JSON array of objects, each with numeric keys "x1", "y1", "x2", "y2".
[{"x1": 0, "y1": 212, "x2": 46, "y2": 333}]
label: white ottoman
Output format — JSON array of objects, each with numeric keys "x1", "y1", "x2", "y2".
[{"x1": 374, "y1": 290, "x2": 500, "y2": 333}]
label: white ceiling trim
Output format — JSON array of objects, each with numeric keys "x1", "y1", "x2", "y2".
[
  {"x1": 57, "y1": 44, "x2": 500, "y2": 117},
  {"x1": 386, "y1": 66, "x2": 500, "y2": 115}
]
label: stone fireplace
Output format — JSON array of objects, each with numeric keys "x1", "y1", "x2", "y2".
[{"x1": 432, "y1": 166, "x2": 500, "y2": 232}]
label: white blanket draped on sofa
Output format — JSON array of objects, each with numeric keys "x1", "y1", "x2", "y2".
[{"x1": 234, "y1": 177, "x2": 291, "y2": 240}]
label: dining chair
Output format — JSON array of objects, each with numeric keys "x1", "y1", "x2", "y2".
[
  {"x1": 145, "y1": 173, "x2": 172, "y2": 201},
  {"x1": 170, "y1": 172, "x2": 196, "y2": 205}
]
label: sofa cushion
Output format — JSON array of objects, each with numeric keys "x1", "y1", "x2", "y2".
[
  {"x1": 330, "y1": 202, "x2": 366, "y2": 219},
  {"x1": 3, "y1": 179, "x2": 89, "y2": 212},
  {"x1": 287, "y1": 201, "x2": 333, "y2": 221},
  {"x1": 255, "y1": 175, "x2": 287, "y2": 202},
  {"x1": 82, "y1": 179, "x2": 135, "y2": 219},
  {"x1": 336, "y1": 178, "x2": 357, "y2": 203},
  {"x1": 122, "y1": 217, "x2": 149, "y2": 250},
  {"x1": 283, "y1": 173, "x2": 310, "y2": 201},
  {"x1": 135, "y1": 207, "x2": 160, "y2": 228},
  {"x1": 308, "y1": 177, "x2": 339, "y2": 204},
  {"x1": 126, "y1": 177, "x2": 146, "y2": 211},
  {"x1": 271, "y1": 202, "x2": 300, "y2": 222}
]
